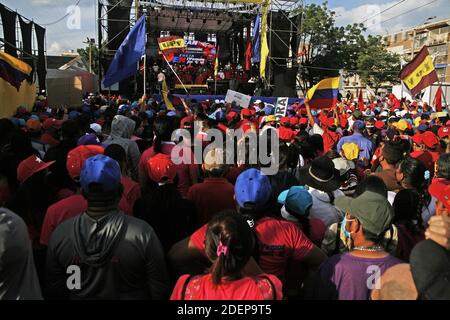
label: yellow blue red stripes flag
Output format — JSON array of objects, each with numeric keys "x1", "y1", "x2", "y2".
[
  {"x1": 306, "y1": 76, "x2": 340, "y2": 109},
  {"x1": 0, "y1": 51, "x2": 32, "y2": 91}
]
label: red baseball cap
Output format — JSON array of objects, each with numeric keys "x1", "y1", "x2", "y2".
[
  {"x1": 66, "y1": 145, "x2": 105, "y2": 179},
  {"x1": 422, "y1": 131, "x2": 439, "y2": 148},
  {"x1": 280, "y1": 117, "x2": 290, "y2": 126},
  {"x1": 438, "y1": 126, "x2": 450, "y2": 139},
  {"x1": 226, "y1": 111, "x2": 238, "y2": 122},
  {"x1": 411, "y1": 133, "x2": 423, "y2": 145},
  {"x1": 17, "y1": 155, "x2": 55, "y2": 184},
  {"x1": 429, "y1": 178, "x2": 450, "y2": 211},
  {"x1": 278, "y1": 127, "x2": 295, "y2": 141},
  {"x1": 26, "y1": 118, "x2": 42, "y2": 132},
  {"x1": 241, "y1": 108, "x2": 252, "y2": 117},
  {"x1": 290, "y1": 117, "x2": 299, "y2": 126},
  {"x1": 147, "y1": 153, "x2": 177, "y2": 183},
  {"x1": 42, "y1": 118, "x2": 63, "y2": 130},
  {"x1": 299, "y1": 117, "x2": 308, "y2": 125},
  {"x1": 375, "y1": 120, "x2": 385, "y2": 130},
  {"x1": 180, "y1": 115, "x2": 194, "y2": 128}
]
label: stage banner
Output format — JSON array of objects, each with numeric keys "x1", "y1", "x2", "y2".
[
  {"x1": 225, "y1": 90, "x2": 251, "y2": 108},
  {"x1": 275, "y1": 97, "x2": 288, "y2": 119},
  {"x1": 0, "y1": 5, "x2": 18, "y2": 57},
  {"x1": 158, "y1": 37, "x2": 186, "y2": 52}
]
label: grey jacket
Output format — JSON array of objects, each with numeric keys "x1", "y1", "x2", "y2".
[
  {"x1": 0, "y1": 208, "x2": 42, "y2": 300},
  {"x1": 103, "y1": 115, "x2": 141, "y2": 181},
  {"x1": 46, "y1": 211, "x2": 170, "y2": 300}
]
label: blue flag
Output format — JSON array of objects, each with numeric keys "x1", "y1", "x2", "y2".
[
  {"x1": 252, "y1": 15, "x2": 261, "y2": 63},
  {"x1": 103, "y1": 16, "x2": 146, "y2": 88}
]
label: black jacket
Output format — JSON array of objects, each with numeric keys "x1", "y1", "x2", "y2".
[{"x1": 45, "y1": 211, "x2": 170, "y2": 300}]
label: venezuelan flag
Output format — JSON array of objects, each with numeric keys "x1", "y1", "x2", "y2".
[
  {"x1": 0, "y1": 51, "x2": 32, "y2": 91},
  {"x1": 306, "y1": 76, "x2": 340, "y2": 109}
]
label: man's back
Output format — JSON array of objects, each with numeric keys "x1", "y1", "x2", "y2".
[
  {"x1": 337, "y1": 133, "x2": 374, "y2": 161},
  {"x1": 305, "y1": 252, "x2": 401, "y2": 300},
  {"x1": 187, "y1": 177, "x2": 235, "y2": 225},
  {"x1": 46, "y1": 211, "x2": 169, "y2": 300}
]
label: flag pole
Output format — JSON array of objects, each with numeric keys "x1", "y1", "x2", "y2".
[
  {"x1": 143, "y1": 13, "x2": 147, "y2": 98},
  {"x1": 161, "y1": 52, "x2": 189, "y2": 95}
]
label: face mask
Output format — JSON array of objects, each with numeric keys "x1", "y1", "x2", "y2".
[{"x1": 341, "y1": 216, "x2": 354, "y2": 239}]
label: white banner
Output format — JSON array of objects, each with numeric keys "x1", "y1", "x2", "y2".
[
  {"x1": 275, "y1": 97, "x2": 288, "y2": 119},
  {"x1": 225, "y1": 90, "x2": 252, "y2": 108}
]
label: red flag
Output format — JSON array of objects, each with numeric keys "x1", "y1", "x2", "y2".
[
  {"x1": 245, "y1": 25, "x2": 252, "y2": 71},
  {"x1": 245, "y1": 39, "x2": 252, "y2": 71},
  {"x1": 435, "y1": 86, "x2": 442, "y2": 112},
  {"x1": 358, "y1": 89, "x2": 364, "y2": 110},
  {"x1": 388, "y1": 93, "x2": 401, "y2": 109}
]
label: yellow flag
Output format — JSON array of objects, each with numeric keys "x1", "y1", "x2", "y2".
[
  {"x1": 260, "y1": 0, "x2": 270, "y2": 79},
  {"x1": 162, "y1": 79, "x2": 174, "y2": 111}
]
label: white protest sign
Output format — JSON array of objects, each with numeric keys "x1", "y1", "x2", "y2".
[
  {"x1": 225, "y1": 90, "x2": 251, "y2": 108},
  {"x1": 275, "y1": 97, "x2": 288, "y2": 119}
]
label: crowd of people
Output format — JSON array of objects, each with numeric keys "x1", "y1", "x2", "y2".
[{"x1": 0, "y1": 90, "x2": 450, "y2": 300}]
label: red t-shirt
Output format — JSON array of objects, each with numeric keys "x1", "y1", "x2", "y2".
[
  {"x1": 119, "y1": 176, "x2": 141, "y2": 216},
  {"x1": 40, "y1": 178, "x2": 137, "y2": 245},
  {"x1": 187, "y1": 177, "x2": 235, "y2": 225},
  {"x1": 190, "y1": 217, "x2": 315, "y2": 281},
  {"x1": 139, "y1": 143, "x2": 198, "y2": 197},
  {"x1": 170, "y1": 273, "x2": 283, "y2": 300},
  {"x1": 322, "y1": 130, "x2": 341, "y2": 153}
]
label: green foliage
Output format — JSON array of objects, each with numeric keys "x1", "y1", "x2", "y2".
[
  {"x1": 357, "y1": 35, "x2": 401, "y2": 93},
  {"x1": 77, "y1": 45, "x2": 99, "y2": 75},
  {"x1": 294, "y1": 1, "x2": 399, "y2": 93}
]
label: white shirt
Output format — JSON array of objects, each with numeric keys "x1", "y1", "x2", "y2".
[{"x1": 307, "y1": 186, "x2": 345, "y2": 227}]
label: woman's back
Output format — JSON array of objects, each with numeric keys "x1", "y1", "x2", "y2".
[{"x1": 171, "y1": 273, "x2": 282, "y2": 300}]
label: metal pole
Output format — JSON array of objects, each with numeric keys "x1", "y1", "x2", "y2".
[
  {"x1": 97, "y1": 0, "x2": 103, "y2": 91},
  {"x1": 144, "y1": 52, "x2": 147, "y2": 97},
  {"x1": 411, "y1": 29, "x2": 416, "y2": 61},
  {"x1": 90, "y1": 44, "x2": 93, "y2": 76},
  {"x1": 161, "y1": 53, "x2": 189, "y2": 95}
]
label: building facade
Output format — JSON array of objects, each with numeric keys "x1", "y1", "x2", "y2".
[{"x1": 384, "y1": 17, "x2": 450, "y2": 84}]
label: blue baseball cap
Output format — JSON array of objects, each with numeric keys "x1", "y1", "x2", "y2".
[
  {"x1": 277, "y1": 186, "x2": 313, "y2": 217},
  {"x1": 418, "y1": 123, "x2": 429, "y2": 132},
  {"x1": 68, "y1": 111, "x2": 81, "y2": 120},
  {"x1": 77, "y1": 133, "x2": 102, "y2": 146},
  {"x1": 353, "y1": 120, "x2": 366, "y2": 131},
  {"x1": 235, "y1": 168, "x2": 272, "y2": 209},
  {"x1": 80, "y1": 154, "x2": 121, "y2": 193}
]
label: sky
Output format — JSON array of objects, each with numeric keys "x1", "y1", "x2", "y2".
[{"x1": 2, "y1": 0, "x2": 450, "y2": 55}]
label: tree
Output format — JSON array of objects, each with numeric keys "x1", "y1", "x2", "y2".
[
  {"x1": 357, "y1": 35, "x2": 401, "y2": 93},
  {"x1": 294, "y1": 1, "x2": 367, "y2": 93},
  {"x1": 77, "y1": 44, "x2": 100, "y2": 75}
]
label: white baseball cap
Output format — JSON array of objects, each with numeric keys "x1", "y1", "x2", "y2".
[{"x1": 90, "y1": 123, "x2": 102, "y2": 134}]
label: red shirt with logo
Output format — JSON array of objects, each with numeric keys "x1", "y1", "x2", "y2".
[
  {"x1": 190, "y1": 217, "x2": 315, "y2": 281},
  {"x1": 170, "y1": 273, "x2": 283, "y2": 300}
]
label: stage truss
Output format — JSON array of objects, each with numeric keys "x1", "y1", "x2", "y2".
[{"x1": 97, "y1": 0, "x2": 304, "y2": 89}]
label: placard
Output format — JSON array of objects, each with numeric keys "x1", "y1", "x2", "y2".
[{"x1": 225, "y1": 90, "x2": 251, "y2": 108}]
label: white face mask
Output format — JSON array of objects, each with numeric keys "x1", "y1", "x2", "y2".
[{"x1": 281, "y1": 205, "x2": 298, "y2": 222}]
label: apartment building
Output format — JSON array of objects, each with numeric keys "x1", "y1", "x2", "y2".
[{"x1": 384, "y1": 17, "x2": 450, "y2": 84}]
